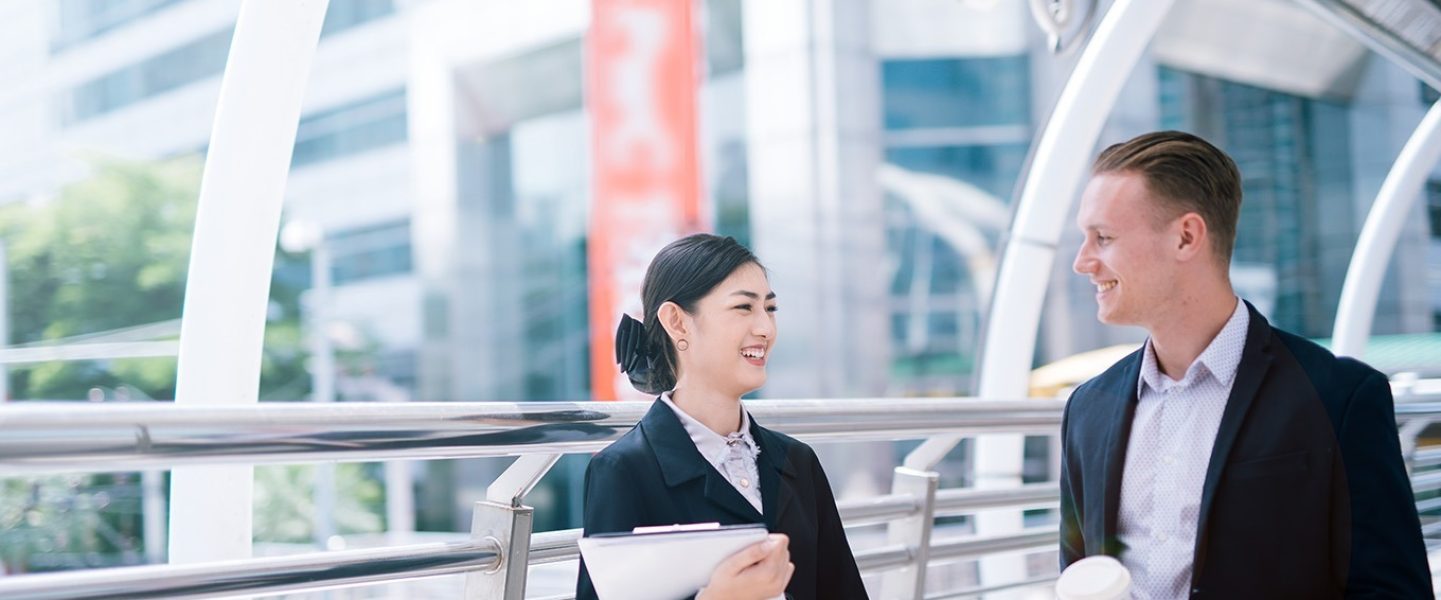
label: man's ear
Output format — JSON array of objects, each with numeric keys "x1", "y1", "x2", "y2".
[
  {"x1": 657, "y1": 301, "x2": 688, "y2": 342},
  {"x1": 1175, "y1": 212, "x2": 1208, "y2": 261}
]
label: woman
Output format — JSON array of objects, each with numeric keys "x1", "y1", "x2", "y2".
[{"x1": 576, "y1": 234, "x2": 868, "y2": 600}]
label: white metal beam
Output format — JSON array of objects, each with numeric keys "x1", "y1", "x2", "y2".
[
  {"x1": 901, "y1": 0, "x2": 1177, "y2": 593},
  {"x1": 905, "y1": 0, "x2": 1177, "y2": 469},
  {"x1": 169, "y1": 0, "x2": 329, "y2": 564},
  {"x1": 1332, "y1": 99, "x2": 1441, "y2": 357}
]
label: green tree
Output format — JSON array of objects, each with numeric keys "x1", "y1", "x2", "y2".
[
  {"x1": 0, "y1": 158, "x2": 377, "y2": 573},
  {"x1": 253, "y1": 463, "x2": 386, "y2": 544},
  {"x1": 0, "y1": 158, "x2": 310, "y2": 399}
]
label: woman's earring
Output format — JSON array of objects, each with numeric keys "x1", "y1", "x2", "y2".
[{"x1": 676, "y1": 339, "x2": 689, "y2": 351}]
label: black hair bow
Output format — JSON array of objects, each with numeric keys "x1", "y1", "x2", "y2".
[{"x1": 615, "y1": 314, "x2": 651, "y2": 375}]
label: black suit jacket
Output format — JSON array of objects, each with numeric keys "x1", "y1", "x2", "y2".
[
  {"x1": 576, "y1": 399, "x2": 868, "y2": 600},
  {"x1": 1060, "y1": 301, "x2": 1431, "y2": 598}
]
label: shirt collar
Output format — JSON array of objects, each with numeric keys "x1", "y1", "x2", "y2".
[
  {"x1": 1138, "y1": 297, "x2": 1249, "y2": 395},
  {"x1": 658, "y1": 391, "x2": 755, "y2": 465}
]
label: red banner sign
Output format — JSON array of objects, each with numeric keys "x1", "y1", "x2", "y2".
[{"x1": 586, "y1": 0, "x2": 705, "y2": 400}]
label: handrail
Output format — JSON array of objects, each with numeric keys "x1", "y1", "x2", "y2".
[
  {"x1": 935, "y1": 482, "x2": 1060, "y2": 516},
  {"x1": 1, "y1": 392, "x2": 1434, "y2": 600},
  {"x1": 1413, "y1": 447, "x2": 1441, "y2": 469},
  {"x1": 1394, "y1": 401, "x2": 1441, "y2": 417},
  {"x1": 1410, "y1": 471, "x2": 1441, "y2": 495},
  {"x1": 928, "y1": 528, "x2": 1058, "y2": 562},
  {"x1": 0, "y1": 539, "x2": 499, "y2": 600},
  {"x1": 0, "y1": 398, "x2": 1063, "y2": 473},
  {"x1": 517, "y1": 482, "x2": 1066, "y2": 572}
]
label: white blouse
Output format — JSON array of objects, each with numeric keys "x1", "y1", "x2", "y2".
[{"x1": 658, "y1": 392, "x2": 764, "y2": 514}]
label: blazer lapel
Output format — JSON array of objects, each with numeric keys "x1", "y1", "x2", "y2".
[
  {"x1": 1191, "y1": 301, "x2": 1274, "y2": 580},
  {"x1": 751, "y1": 416, "x2": 799, "y2": 530},
  {"x1": 641, "y1": 399, "x2": 765, "y2": 524},
  {"x1": 1101, "y1": 351, "x2": 1143, "y2": 556}
]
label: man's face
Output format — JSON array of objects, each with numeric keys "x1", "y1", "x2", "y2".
[{"x1": 1072, "y1": 172, "x2": 1180, "y2": 328}]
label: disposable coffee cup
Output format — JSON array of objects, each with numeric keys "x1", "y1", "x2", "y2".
[{"x1": 1055, "y1": 555, "x2": 1131, "y2": 600}]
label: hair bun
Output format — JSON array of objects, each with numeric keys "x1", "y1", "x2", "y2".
[{"x1": 615, "y1": 314, "x2": 665, "y2": 394}]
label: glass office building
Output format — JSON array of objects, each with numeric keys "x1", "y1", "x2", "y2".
[{"x1": 2, "y1": 0, "x2": 1439, "y2": 589}]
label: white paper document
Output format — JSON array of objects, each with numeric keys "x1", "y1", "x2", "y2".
[{"x1": 578, "y1": 522, "x2": 768, "y2": 600}]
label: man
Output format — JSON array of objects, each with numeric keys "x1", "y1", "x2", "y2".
[{"x1": 1060, "y1": 131, "x2": 1431, "y2": 598}]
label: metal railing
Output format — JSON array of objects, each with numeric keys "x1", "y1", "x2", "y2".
[
  {"x1": 0, "y1": 398, "x2": 1066, "y2": 599},
  {"x1": 4, "y1": 393, "x2": 1439, "y2": 599}
]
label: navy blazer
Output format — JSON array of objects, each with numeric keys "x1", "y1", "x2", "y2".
[
  {"x1": 1060, "y1": 301, "x2": 1431, "y2": 598},
  {"x1": 576, "y1": 399, "x2": 868, "y2": 600}
]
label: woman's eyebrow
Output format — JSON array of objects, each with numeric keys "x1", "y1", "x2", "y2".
[{"x1": 729, "y1": 290, "x2": 778, "y2": 300}]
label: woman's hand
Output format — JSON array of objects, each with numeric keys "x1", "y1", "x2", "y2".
[{"x1": 697, "y1": 534, "x2": 794, "y2": 600}]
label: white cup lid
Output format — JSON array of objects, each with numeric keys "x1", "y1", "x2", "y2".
[{"x1": 1055, "y1": 555, "x2": 1132, "y2": 600}]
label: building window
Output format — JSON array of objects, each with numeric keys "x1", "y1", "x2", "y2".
[
  {"x1": 882, "y1": 55, "x2": 1031, "y2": 130},
  {"x1": 64, "y1": 28, "x2": 231, "y2": 124},
  {"x1": 879, "y1": 54, "x2": 1032, "y2": 394},
  {"x1": 703, "y1": 0, "x2": 744, "y2": 77},
  {"x1": 328, "y1": 219, "x2": 413, "y2": 285},
  {"x1": 320, "y1": 0, "x2": 395, "y2": 37},
  {"x1": 292, "y1": 89, "x2": 407, "y2": 167},
  {"x1": 1427, "y1": 180, "x2": 1441, "y2": 239},
  {"x1": 1422, "y1": 81, "x2": 1441, "y2": 105},
  {"x1": 52, "y1": 0, "x2": 190, "y2": 52},
  {"x1": 1159, "y1": 66, "x2": 1353, "y2": 337}
]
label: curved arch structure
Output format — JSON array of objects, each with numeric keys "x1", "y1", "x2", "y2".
[
  {"x1": 1332, "y1": 99, "x2": 1441, "y2": 358},
  {"x1": 905, "y1": 0, "x2": 1177, "y2": 471},
  {"x1": 885, "y1": 0, "x2": 1178, "y2": 592},
  {"x1": 169, "y1": 0, "x2": 329, "y2": 563}
]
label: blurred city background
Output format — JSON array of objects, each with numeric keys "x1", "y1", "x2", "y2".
[{"x1": 2, "y1": 0, "x2": 1441, "y2": 596}]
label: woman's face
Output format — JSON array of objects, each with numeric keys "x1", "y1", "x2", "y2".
[{"x1": 670, "y1": 263, "x2": 777, "y2": 397}]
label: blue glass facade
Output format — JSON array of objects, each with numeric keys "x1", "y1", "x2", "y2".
[
  {"x1": 65, "y1": 28, "x2": 231, "y2": 124},
  {"x1": 328, "y1": 218, "x2": 413, "y2": 285},
  {"x1": 1159, "y1": 66, "x2": 1355, "y2": 338},
  {"x1": 880, "y1": 55, "x2": 1032, "y2": 392},
  {"x1": 292, "y1": 89, "x2": 408, "y2": 168}
]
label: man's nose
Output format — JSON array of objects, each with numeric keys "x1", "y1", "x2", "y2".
[{"x1": 1073, "y1": 245, "x2": 1095, "y2": 275}]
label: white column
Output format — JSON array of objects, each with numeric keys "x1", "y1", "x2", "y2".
[
  {"x1": 741, "y1": 0, "x2": 888, "y2": 399},
  {"x1": 309, "y1": 242, "x2": 337, "y2": 547},
  {"x1": 169, "y1": 0, "x2": 329, "y2": 564},
  {"x1": 1332, "y1": 100, "x2": 1441, "y2": 357},
  {"x1": 0, "y1": 242, "x2": 8, "y2": 403}
]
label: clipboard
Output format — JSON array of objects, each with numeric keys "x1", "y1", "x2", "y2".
[{"x1": 578, "y1": 522, "x2": 768, "y2": 600}]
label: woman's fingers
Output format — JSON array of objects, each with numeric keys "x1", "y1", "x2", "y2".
[{"x1": 718, "y1": 537, "x2": 774, "y2": 576}]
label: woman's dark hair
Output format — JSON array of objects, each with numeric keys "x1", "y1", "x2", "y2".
[{"x1": 620, "y1": 234, "x2": 763, "y2": 394}]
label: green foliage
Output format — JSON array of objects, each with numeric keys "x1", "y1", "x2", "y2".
[
  {"x1": 0, "y1": 157, "x2": 311, "y2": 400},
  {"x1": 0, "y1": 474, "x2": 146, "y2": 573},
  {"x1": 0, "y1": 158, "x2": 356, "y2": 574},
  {"x1": 253, "y1": 464, "x2": 386, "y2": 543},
  {"x1": 0, "y1": 159, "x2": 199, "y2": 399}
]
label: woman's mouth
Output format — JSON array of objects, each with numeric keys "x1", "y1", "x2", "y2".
[{"x1": 741, "y1": 346, "x2": 766, "y2": 366}]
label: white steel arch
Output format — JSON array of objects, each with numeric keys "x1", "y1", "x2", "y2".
[
  {"x1": 1332, "y1": 100, "x2": 1441, "y2": 358},
  {"x1": 169, "y1": 0, "x2": 330, "y2": 563},
  {"x1": 893, "y1": 0, "x2": 1178, "y2": 593},
  {"x1": 904, "y1": 0, "x2": 1177, "y2": 469}
]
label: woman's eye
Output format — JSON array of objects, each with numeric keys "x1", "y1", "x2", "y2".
[
  {"x1": 766, "y1": 305, "x2": 778, "y2": 313},
  {"x1": 733, "y1": 305, "x2": 752, "y2": 312}
]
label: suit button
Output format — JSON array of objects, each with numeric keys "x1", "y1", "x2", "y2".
[{"x1": 1191, "y1": 588, "x2": 1201, "y2": 596}]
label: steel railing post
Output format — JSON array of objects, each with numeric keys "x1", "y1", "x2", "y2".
[{"x1": 881, "y1": 466, "x2": 939, "y2": 599}]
